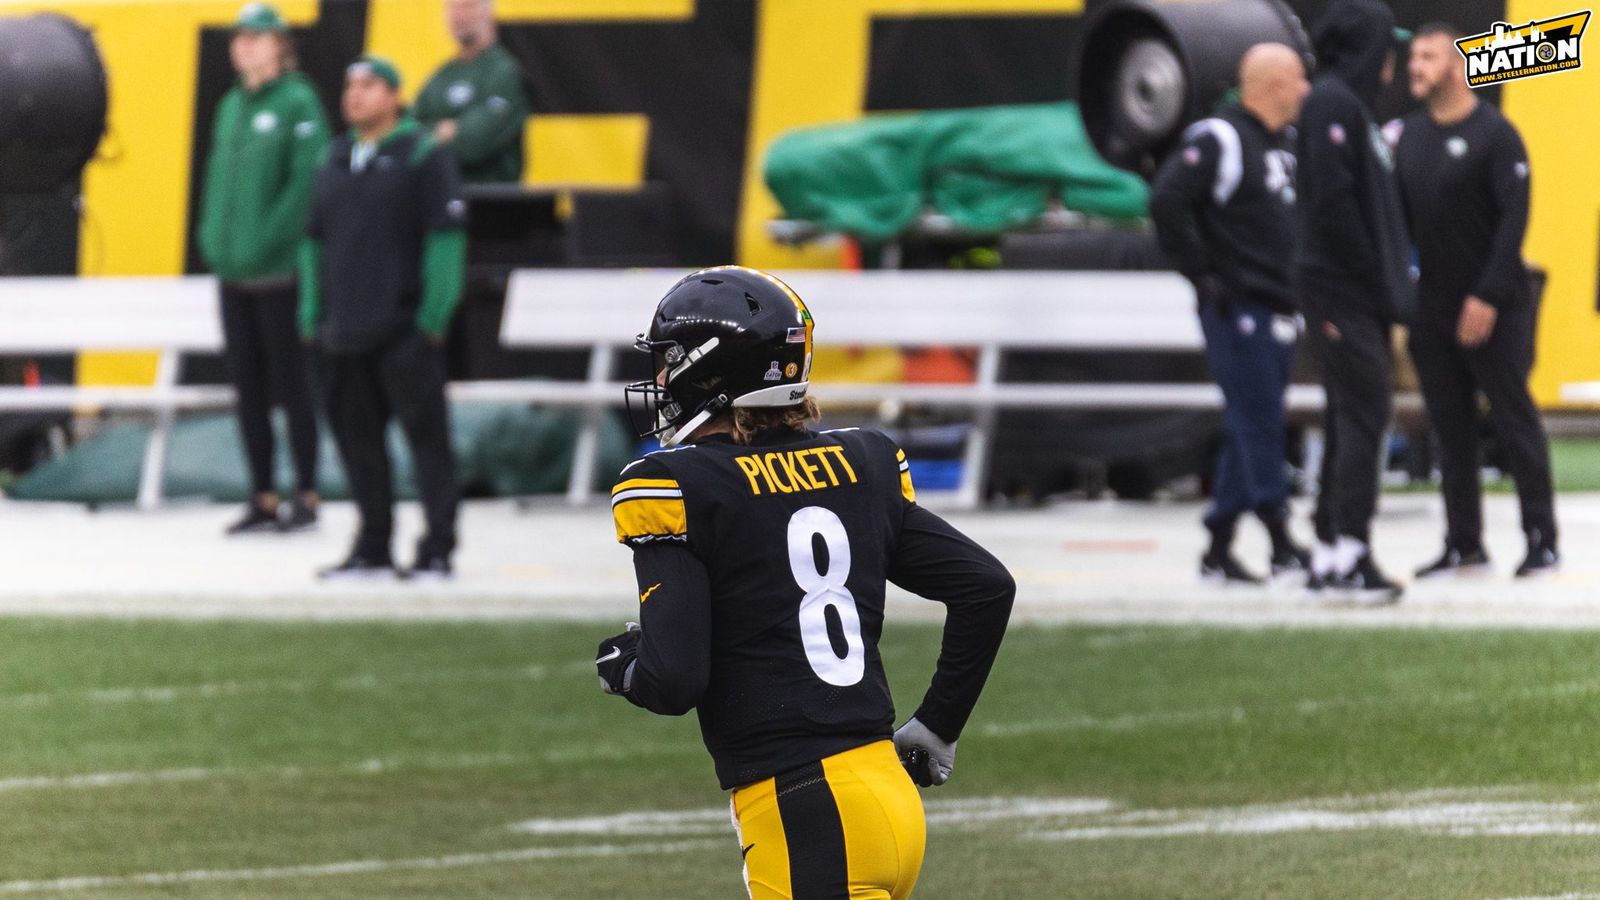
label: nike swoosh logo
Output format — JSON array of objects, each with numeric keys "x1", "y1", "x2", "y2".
[
  {"x1": 640, "y1": 583, "x2": 662, "y2": 603},
  {"x1": 741, "y1": 843, "x2": 755, "y2": 860},
  {"x1": 595, "y1": 647, "x2": 622, "y2": 665}
]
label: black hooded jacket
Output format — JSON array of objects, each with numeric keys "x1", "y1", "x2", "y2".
[{"x1": 1293, "y1": 0, "x2": 1414, "y2": 324}]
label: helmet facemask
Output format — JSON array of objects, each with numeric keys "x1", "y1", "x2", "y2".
[{"x1": 623, "y1": 334, "x2": 727, "y2": 447}]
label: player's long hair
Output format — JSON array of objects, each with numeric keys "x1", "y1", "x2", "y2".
[{"x1": 729, "y1": 397, "x2": 821, "y2": 445}]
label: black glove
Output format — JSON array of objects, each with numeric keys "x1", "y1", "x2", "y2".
[{"x1": 595, "y1": 623, "x2": 641, "y2": 696}]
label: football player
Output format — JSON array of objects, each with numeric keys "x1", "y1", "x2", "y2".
[{"x1": 595, "y1": 266, "x2": 1016, "y2": 899}]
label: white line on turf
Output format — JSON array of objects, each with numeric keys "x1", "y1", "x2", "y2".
[
  {"x1": 0, "y1": 662, "x2": 590, "y2": 710},
  {"x1": 0, "y1": 744, "x2": 704, "y2": 795},
  {"x1": 980, "y1": 679, "x2": 1600, "y2": 738},
  {"x1": 507, "y1": 797, "x2": 1120, "y2": 836},
  {"x1": 0, "y1": 768, "x2": 217, "y2": 793},
  {"x1": 1028, "y1": 801, "x2": 1600, "y2": 841},
  {"x1": 0, "y1": 839, "x2": 726, "y2": 894},
  {"x1": 504, "y1": 787, "x2": 1600, "y2": 845}
]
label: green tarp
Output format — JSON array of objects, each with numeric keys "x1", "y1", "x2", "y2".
[
  {"x1": 764, "y1": 102, "x2": 1148, "y2": 242},
  {"x1": 8, "y1": 403, "x2": 637, "y2": 504}
]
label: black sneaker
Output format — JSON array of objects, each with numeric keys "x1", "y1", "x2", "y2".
[
  {"x1": 1515, "y1": 539, "x2": 1560, "y2": 578},
  {"x1": 405, "y1": 554, "x2": 454, "y2": 582},
  {"x1": 280, "y1": 498, "x2": 319, "y2": 533},
  {"x1": 1325, "y1": 552, "x2": 1403, "y2": 605},
  {"x1": 317, "y1": 555, "x2": 400, "y2": 582},
  {"x1": 225, "y1": 503, "x2": 281, "y2": 536},
  {"x1": 1269, "y1": 545, "x2": 1312, "y2": 584},
  {"x1": 1200, "y1": 554, "x2": 1263, "y2": 585},
  {"x1": 1414, "y1": 545, "x2": 1492, "y2": 580}
]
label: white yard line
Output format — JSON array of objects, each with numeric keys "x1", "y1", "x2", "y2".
[
  {"x1": 0, "y1": 743, "x2": 704, "y2": 795},
  {"x1": 0, "y1": 768, "x2": 218, "y2": 793},
  {"x1": 1029, "y1": 801, "x2": 1600, "y2": 841},
  {"x1": 3, "y1": 788, "x2": 1591, "y2": 893},
  {"x1": 0, "y1": 662, "x2": 589, "y2": 710},
  {"x1": 0, "y1": 840, "x2": 726, "y2": 895},
  {"x1": 506, "y1": 786, "x2": 1600, "y2": 846},
  {"x1": 979, "y1": 679, "x2": 1600, "y2": 739},
  {"x1": 506, "y1": 797, "x2": 1122, "y2": 838}
]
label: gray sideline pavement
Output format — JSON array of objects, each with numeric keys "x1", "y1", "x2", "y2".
[{"x1": 2, "y1": 493, "x2": 1598, "y2": 627}]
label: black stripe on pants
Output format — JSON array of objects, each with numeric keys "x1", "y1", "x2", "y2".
[
  {"x1": 220, "y1": 281, "x2": 319, "y2": 495},
  {"x1": 775, "y1": 761, "x2": 849, "y2": 900}
]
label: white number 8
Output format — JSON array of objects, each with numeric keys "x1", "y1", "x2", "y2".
[{"x1": 787, "y1": 506, "x2": 865, "y2": 686}]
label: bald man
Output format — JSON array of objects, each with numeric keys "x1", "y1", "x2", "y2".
[{"x1": 1150, "y1": 42, "x2": 1311, "y2": 585}]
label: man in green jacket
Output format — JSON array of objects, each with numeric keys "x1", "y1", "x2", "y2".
[
  {"x1": 300, "y1": 55, "x2": 468, "y2": 581},
  {"x1": 414, "y1": 0, "x2": 532, "y2": 183},
  {"x1": 197, "y1": 2, "x2": 329, "y2": 536}
]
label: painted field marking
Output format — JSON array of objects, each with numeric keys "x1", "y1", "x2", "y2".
[
  {"x1": 0, "y1": 839, "x2": 725, "y2": 895},
  {"x1": 1028, "y1": 800, "x2": 1600, "y2": 841},
  {"x1": 507, "y1": 797, "x2": 1120, "y2": 838},
  {"x1": 506, "y1": 787, "x2": 1600, "y2": 846},
  {"x1": 0, "y1": 662, "x2": 591, "y2": 710},
  {"x1": 0, "y1": 743, "x2": 704, "y2": 795},
  {"x1": 980, "y1": 679, "x2": 1600, "y2": 739}
]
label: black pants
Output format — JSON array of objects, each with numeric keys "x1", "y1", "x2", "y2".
[
  {"x1": 1305, "y1": 305, "x2": 1393, "y2": 545},
  {"x1": 322, "y1": 331, "x2": 459, "y2": 562},
  {"x1": 220, "y1": 281, "x2": 319, "y2": 496},
  {"x1": 1408, "y1": 301, "x2": 1556, "y2": 549}
]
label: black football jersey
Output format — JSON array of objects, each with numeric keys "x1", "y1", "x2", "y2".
[{"x1": 611, "y1": 426, "x2": 917, "y2": 788}]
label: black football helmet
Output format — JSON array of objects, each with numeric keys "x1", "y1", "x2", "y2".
[{"x1": 624, "y1": 266, "x2": 815, "y2": 447}]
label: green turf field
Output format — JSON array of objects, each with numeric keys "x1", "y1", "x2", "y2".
[{"x1": 4, "y1": 618, "x2": 1600, "y2": 898}]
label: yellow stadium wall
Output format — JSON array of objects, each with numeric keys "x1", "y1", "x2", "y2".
[{"x1": 3, "y1": 0, "x2": 1596, "y2": 406}]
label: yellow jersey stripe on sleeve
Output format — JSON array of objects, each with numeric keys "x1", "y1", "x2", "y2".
[
  {"x1": 899, "y1": 465, "x2": 916, "y2": 504},
  {"x1": 613, "y1": 494, "x2": 688, "y2": 544}
]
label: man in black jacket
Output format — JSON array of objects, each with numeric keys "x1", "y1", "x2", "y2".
[
  {"x1": 299, "y1": 56, "x2": 468, "y2": 580},
  {"x1": 1294, "y1": 0, "x2": 1413, "y2": 603},
  {"x1": 1396, "y1": 23, "x2": 1557, "y2": 579},
  {"x1": 1150, "y1": 43, "x2": 1310, "y2": 584}
]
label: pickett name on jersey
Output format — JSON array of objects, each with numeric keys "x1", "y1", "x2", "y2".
[{"x1": 734, "y1": 446, "x2": 858, "y2": 496}]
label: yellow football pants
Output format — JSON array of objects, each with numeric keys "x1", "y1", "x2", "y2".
[{"x1": 730, "y1": 740, "x2": 926, "y2": 899}]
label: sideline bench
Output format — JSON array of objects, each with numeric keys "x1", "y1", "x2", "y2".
[
  {"x1": 4, "y1": 270, "x2": 1419, "y2": 510},
  {"x1": 496, "y1": 269, "x2": 1355, "y2": 508},
  {"x1": 0, "y1": 277, "x2": 229, "y2": 510}
]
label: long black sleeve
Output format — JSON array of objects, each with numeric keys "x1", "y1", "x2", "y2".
[
  {"x1": 1296, "y1": 90, "x2": 1381, "y2": 279},
  {"x1": 1472, "y1": 121, "x2": 1530, "y2": 308},
  {"x1": 1148, "y1": 132, "x2": 1219, "y2": 283},
  {"x1": 887, "y1": 505, "x2": 1015, "y2": 744},
  {"x1": 623, "y1": 543, "x2": 713, "y2": 716}
]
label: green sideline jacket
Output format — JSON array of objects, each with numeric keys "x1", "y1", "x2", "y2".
[
  {"x1": 197, "y1": 72, "x2": 330, "y2": 283},
  {"x1": 413, "y1": 43, "x2": 531, "y2": 184}
]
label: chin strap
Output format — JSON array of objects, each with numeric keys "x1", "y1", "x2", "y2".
[{"x1": 660, "y1": 394, "x2": 728, "y2": 448}]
